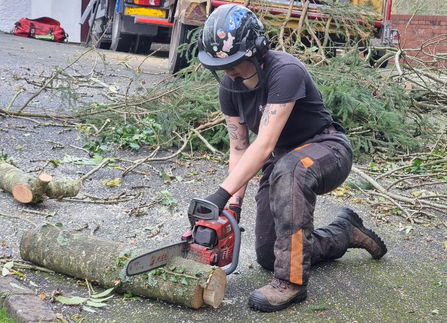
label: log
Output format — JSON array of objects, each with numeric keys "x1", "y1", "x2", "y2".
[
  {"x1": 20, "y1": 225, "x2": 227, "y2": 309},
  {"x1": 0, "y1": 162, "x2": 81, "y2": 203}
]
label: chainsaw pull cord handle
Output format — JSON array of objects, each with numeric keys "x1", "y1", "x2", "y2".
[{"x1": 221, "y1": 209, "x2": 241, "y2": 275}]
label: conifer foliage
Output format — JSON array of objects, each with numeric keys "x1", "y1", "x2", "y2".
[{"x1": 78, "y1": 2, "x2": 435, "y2": 160}]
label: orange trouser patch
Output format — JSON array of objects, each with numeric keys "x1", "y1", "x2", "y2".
[
  {"x1": 301, "y1": 156, "x2": 314, "y2": 168},
  {"x1": 290, "y1": 229, "x2": 303, "y2": 284},
  {"x1": 294, "y1": 143, "x2": 311, "y2": 151}
]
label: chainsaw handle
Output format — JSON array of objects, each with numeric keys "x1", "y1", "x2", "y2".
[{"x1": 222, "y1": 209, "x2": 241, "y2": 275}]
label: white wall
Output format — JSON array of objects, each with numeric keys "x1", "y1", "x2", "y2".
[
  {"x1": 0, "y1": 0, "x2": 82, "y2": 43},
  {"x1": 0, "y1": 0, "x2": 31, "y2": 33},
  {"x1": 31, "y1": 0, "x2": 82, "y2": 43}
]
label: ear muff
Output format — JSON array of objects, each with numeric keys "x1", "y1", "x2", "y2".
[{"x1": 255, "y1": 35, "x2": 269, "y2": 59}]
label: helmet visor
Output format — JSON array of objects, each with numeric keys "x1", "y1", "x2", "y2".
[{"x1": 198, "y1": 47, "x2": 247, "y2": 71}]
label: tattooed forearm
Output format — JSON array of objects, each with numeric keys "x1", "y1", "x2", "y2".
[
  {"x1": 226, "y1": 116, "x2": 239, "y2": 140},
  {"x1": 233, "y1": 195, "x2": 244, "y2": 207},
  {"x1": 226, "y1": 116, "x2": 249, "y2": 150},
  {"x1": 235, "y1": 133, "x2": 249, "y2": 151},
  {"x1": 261, "y1": 104, "x2": 277, "y2": 127}
]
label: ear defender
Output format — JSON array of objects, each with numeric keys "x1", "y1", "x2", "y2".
[{"x1": 255, "y1": 35, "x2": 269, "y2": 59}]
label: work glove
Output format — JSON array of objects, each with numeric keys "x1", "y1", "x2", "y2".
[
  {"x1": 205, "y1": 186, "x2": 232, "y2": 213},
  {"x1": 229, "y1": 204, "x2": 241, "y2": 224}
]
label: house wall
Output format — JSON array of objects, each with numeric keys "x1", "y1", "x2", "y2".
[
  {"x1": 0, "y1": 0, "x2": 82, "y2": 43},
  {"x1": 0, "y1": 0, "x2": 31, "y2": 33},
  {"x1": 391, "y1": 15, "x2": 447, "y2": 66}
]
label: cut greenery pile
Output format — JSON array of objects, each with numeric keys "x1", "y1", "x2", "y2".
[{"x1": 75, "y1": 1, "x2": 435, "y2": 161}]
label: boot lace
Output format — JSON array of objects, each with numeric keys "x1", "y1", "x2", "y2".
[{"x1": 270, "y1": 278, "x2": 288, "y2": 292}]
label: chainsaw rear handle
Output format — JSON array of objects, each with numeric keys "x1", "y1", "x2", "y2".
[{"x1": 221, "y1": 208, "x2": 241, "y2": 275}]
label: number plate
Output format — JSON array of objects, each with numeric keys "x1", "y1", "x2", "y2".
[{"x1": 124, "y1": 7, "x2": 167, "y2": 18}]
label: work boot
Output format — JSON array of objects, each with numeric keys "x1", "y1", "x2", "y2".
[
  {"x1": 336, "y1": 208, "x2": 387, "y2": 259},
  {"x1": 248, "y1": 278, "x2": 307, "y2": 312}
]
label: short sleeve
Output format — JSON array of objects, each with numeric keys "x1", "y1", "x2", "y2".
[
  {"x1": 219, "y1": 78, "x2": 239, "y2": 117},
  {"x1": 266, "y1": 63, "x2": 307, "y2": 104}
]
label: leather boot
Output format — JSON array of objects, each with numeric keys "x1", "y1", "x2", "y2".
[
  {"x1": 248, "y1": 278, "x2": 307, "y2": 312},
  {"x1": 336, "y1": 208, "x2": 387, "y2": 259}
]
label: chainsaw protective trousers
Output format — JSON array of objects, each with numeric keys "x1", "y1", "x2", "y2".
[{"x1": 255, "y1": 130, "x2": 353, "y2": 285}]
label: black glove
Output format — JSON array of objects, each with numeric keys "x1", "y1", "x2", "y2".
[
  {"x1": 229, "y1": 204, "x2": 241, "y2": 223},
  {"x1": 205, "y1": 186, "x2": 232, "y2": 213}
]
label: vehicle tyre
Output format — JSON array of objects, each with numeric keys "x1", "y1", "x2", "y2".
[
  {"x1": 168, "y1": 18, "x2": 194, "y2": 74},
  {"x1": 133, "y1": 35, "x2": 153, "y2": 54},
  {"x1": 91, "y1": 17, "x2": 111, "y2": 49},
  {"x1": 110, "y1": 10, "x2": 134, "y2": 52}
]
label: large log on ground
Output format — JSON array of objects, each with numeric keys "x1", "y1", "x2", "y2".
[
  {"x1": 0, "y1": 162, "x2": 81, "y2": 203},
  {"x1": 20, "y1": 225, "x2": 226, "y2": 309}
]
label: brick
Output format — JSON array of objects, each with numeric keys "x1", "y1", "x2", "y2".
[
  {"x1": 391, "y1": 14, "x2": 413, "y2": 21},
  {"x1": 4, "y1": 294, "x2": 58, "y2": 323}
]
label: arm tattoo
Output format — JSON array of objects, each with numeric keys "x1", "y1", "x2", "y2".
[
  {"x1": 233, "y1": 195, "x2": 244, "y2": 207},
  {"x1": 226, "y1": 116, "x2": 238, "y2": 140},
  {"x1": 261, "y1": 104, "x2": 277, "y2": 127},
  {"x1": 228, "y1": 123, "x2": 238, "y2": 140},
  {"x1": 235, "y1": 132, "x2": 249, "y2": 151},
  {"x1": 226, "y1": 116, "x2": 249, "y2": 150}
]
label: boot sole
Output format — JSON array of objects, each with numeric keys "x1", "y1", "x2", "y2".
[
  {"x1": 338, "y1": 208, "x2": 387, "y2": 259},
  {"x1": 248, "y1": 289, "x2": 307, "y2": 312}
]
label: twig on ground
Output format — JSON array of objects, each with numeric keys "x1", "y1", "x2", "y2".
[{"x1": 80, "y1": 158, "x2": 111, "y2": 182}]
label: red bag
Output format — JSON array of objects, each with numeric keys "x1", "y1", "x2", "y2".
[{"x1": 13, "y1": 17, "x2": 68, "y2": 43}]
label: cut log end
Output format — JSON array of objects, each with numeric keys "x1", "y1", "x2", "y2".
[
  {"x1": 192, "y1": 285, "x2": 204, "y2": 309},
  {"x1": 12, "y1": 184, "x2": 34, "y2": 203},
  {"x1": 38, "y1": 173, "x2": 53, "y2": 183},
  {"x1": 202, "y1": 267, "x2": 226, "y2": 308}
]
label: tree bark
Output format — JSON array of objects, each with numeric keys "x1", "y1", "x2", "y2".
[
  {"x1": 20, "y1": 225, "x2": 227, "y2": 309},
  {"x1": 0, "y1": 162, "x2": 81, "y2": 203}
]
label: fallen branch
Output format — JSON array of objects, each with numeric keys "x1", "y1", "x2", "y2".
[
  {"x1": 351, "y1": 165, "x2": 447, "y2": 221},
  {"x1": 16, "y1": 47, "x2": 95, "y2": 113},
  {"x1": 0, "y1": 211, "x2": 38, "y2": 227},
  {"x1": 0, "y1": 259, "x2": 55, "y2": 273},
  {"x1": 79, "y1": 158, "x2": 111, "y2": 182},
  {"x1": 122, "y1": 133, "x2": 191, "y2": 176},
  {"x1": 64, "y1": 192, "x2": 142, "y2": 204},
  {"x1": 0, "y1": 162, "x2": 81, "y2": 204}
]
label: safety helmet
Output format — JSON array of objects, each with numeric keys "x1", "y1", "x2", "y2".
[{"x1": 198, "y1": 4, "x2": 269, "y2": 71}]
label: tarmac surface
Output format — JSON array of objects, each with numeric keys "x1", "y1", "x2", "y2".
[{"x1": 0, "y1": 31, "x2": 446, "y2": 323}]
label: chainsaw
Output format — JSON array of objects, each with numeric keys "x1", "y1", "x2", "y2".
[{"x1": 125, "y1": 198, "x2": 241, "y2": 276}]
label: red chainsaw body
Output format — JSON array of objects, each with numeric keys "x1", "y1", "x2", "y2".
[{"x1": 181, "y1": 209, "x2": 236, "y2": 267}]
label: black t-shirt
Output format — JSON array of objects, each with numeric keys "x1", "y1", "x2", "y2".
[{"x1": 219, "y1": 50, "x2": 333, "y2": 150}]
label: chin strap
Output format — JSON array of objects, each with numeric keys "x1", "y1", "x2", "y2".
[
  {"x1": 210, "y1": 58, "x2": 264, "y2": 94},
  {"x1": 210, "y1": 58, "x2": 265, "y2": 125}
]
